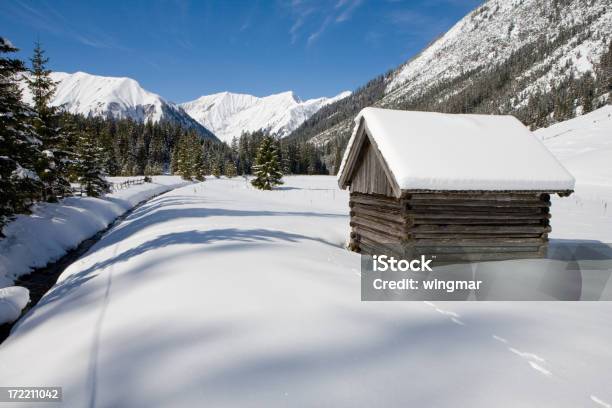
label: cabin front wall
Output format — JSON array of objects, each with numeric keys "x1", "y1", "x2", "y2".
[{"x1": 349, "y1": 191, "x2": 552, "y2": 262}]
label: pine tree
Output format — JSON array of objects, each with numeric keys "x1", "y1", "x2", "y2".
[
  {"x1": 279, "y1": 140, "x2": 292, "y2": 175},
  {"x1": 224, "y1": 160, "x2": 237, "y2": 178},
  {"x1": 251, "y1": 136, "x2": 283, "y2": 190},
  {"x1": 211, "y1": 157, "x2": 221, "y2": 178},
  {"x1": 170, "y1": 142, "x2": 180, "y2": 175},
  {"x1": 26, "y1": 41, "x2": 72, "y2": 201},
  {"x1": 176, "y1": 134, "x2": 192, "y2": 180},
  {"x1": 74, "y1": 130, "x2": 110, "y2": 197},
  {"x1": 192, "y1": 137, "x2": 206, "y2": 181},
  {"x1": 0, "y1": 37, "x2": 44, "y2": 229}
]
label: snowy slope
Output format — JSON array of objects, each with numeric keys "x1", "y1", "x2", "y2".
[
  {"x1": 180, "y1": 90, "x2": 350, "y2": 143},
  {"x1": 20, "y1": 72, "x2": 217, "y2": 140},
  {"x1": 384, "y1": 0, "x2": 611, "y2": 106},
  {"x1": 537, "y1": 105, "x2": 612, "y2": 187}
]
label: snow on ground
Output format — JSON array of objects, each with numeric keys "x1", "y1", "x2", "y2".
[
  {"x1": 0, "y1": 176, "x2": 189, "y2": 289},
  {"x1": 0, "y1": 286, "x2": 29, "y2": 325},
  {"x1": 0, "y1": 175, "x2": 610, "y2": 407},
  {"x1": 538, "y1": 106, "x2": 612, "y2": 241},
  {"x1": 537, "y1": 105, "x2": 612, "y2": 188}
]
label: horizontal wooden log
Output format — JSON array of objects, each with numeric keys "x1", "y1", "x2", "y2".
[
  {"x1": 349, "y1": 198, "x2": 400, "y2": 208},
  {"x1": 413, "y1": 237, "x2": 546, "y2": 247},
  {"x1": 405, "y1": 193, "x2": 549, "y2": 201},
  {"x1": 359, "y1": 236, "x2": 405, "y2": 257},
  {"x1": 405, "y1": 201, "x2": 550, "y2": 211},
  {"x1": 414, "y1": 250, "x2": 546, "y2": 262},
  {"x1": 352, "y1": 225, "x2": 404, "y2": 243},
  {"x1": 410, "y1": 212, "x2": 550, "y2": 221},
  {"x1": 351, "y1": 215, "x2": 406, "y2": 236},
  {"x1": 411, "y1": 219, "x2": 548, "y2": 226},
  {"x1": 357, "y1": 241, "x2": 400, "y2": 257},
  {"x1": 350, "y1": 193, "x2": 401, "y2": 208},
  {"x1": 413, "y1": 232, "x2": 546, "y2": 239},
  {"x1": 412, "y1": 245, "x2": 543, "y2": 254},
  {"x1": 350, "y1": 207, "x2": 406, "y2": 224},
  {"x1": 404, "y1": 206, "x2": 550, "y2": 215},
  {"x1": 410, "y1": 225, "x2": 551, "y2": 234}
]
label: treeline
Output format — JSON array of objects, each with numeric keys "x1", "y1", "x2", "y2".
[
  {"x1": 85, "y1": 121, "x2": 331, "y2": 179},
  {"x1": 0, "y1": 37, "x2": 331, "y2": 230}
]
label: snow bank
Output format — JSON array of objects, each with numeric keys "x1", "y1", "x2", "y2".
[
  {"x1": 339, "y1": 107, "x2": 575, "y2": 191},
  {"x1": 536, "y1": 106, "x2": 612, "y2": 187},
  {"x1": 0, "y1": 176, "x2": 189, "y2": 288},
  {"x1": 0, "y1": 286, "x2": 29, "y2": 325}
]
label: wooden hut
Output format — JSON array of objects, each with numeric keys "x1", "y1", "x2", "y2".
[{"x1": 337, "y1": 108, "x2": 575, "y2": 262}]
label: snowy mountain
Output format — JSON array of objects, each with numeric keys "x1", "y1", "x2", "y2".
[
  {"x1": 383, "y1": 0, "x2": 610, "y2": 106},
  {"x1": 20, "y1": 71, "x2": 217, "y2": 140},
  {"x1": 288, "y1": 0, "x2": 611, "y2": 154},
  {"x1": 180, "y1": 90, "x2": 351, "y2": 143}
]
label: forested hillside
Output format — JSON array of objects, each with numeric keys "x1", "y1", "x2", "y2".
[{"x1": 287, "y1": 0, "x2": 612, "y2": 173}]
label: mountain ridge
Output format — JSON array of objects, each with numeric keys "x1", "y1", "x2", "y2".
[
  {"x1": 20, "y1": 71, "x2": 218, "y2": 141},
  {"x1": 180, "y1": 89, "x2": 351, "y2": 143}
]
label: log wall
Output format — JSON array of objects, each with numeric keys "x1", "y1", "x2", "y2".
[{"x1": 349, "y1": 191, "x2": 551, "y2": 262}]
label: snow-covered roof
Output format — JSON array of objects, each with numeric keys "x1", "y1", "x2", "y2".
[{"x1": 338, "y1": 107, "x2": 575, "y2": 192}]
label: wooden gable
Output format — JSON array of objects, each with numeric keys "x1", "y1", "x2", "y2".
[
  {"x1": 338, "y1": 118, "x2": 401, "y2": 198},
  {"x1": 349, "y1": 140, "x2": 396, "y2": 197}
]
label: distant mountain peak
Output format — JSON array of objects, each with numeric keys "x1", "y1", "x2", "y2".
[
  {"x1": 180, "y1": 90, "x2": 351, "y2": 143},
  {"x1": 20, "y1": 71, "x2": 217, "y2": 140}
]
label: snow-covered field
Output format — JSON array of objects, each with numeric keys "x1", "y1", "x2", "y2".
[
  {"x1": 0, "y1": 172, "x2": 610, "y2": 407},
  {"x1": 537, "y1": 106, "x2": 612, "y2": 241},
  {"x1": 0, "y1": 176, "x2": 189, "y2": 289}
]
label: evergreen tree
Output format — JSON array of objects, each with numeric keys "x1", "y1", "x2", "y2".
[
  {"x1": 175, "y1": 134, "x2": 192, "y2": 179},
  {"x1": 192, "y1": 137, "x2": 206, "y2": 181},
  {"x1": 74, "y1": 130, "x2": 110, "y2": 197},
  {"x1": 224, "y1": 160, "x2": 237, "y2": 178},
  {"x1": 251, "y1": 136, "x2": 283, "y2": 190},
  {"x1": 26, "y1": 41, "x2": 72, "y2": 201},
  {"x1": 211, "y1": 157, "x2": 221, "y2": 178},
  {"x1": 0, "y1": 37, "x2": 44, "y2": 229}
]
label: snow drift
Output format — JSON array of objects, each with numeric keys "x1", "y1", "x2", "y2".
[{"x1": 0, "y1": 286, "x2": 29, "y2": 325}]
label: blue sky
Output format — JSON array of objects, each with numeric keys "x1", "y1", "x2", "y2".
[{"x1": 1, "y1": 0, "x2": 481, "y2": 102}]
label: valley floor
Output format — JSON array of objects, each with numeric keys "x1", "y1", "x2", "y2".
[{"x1": 0, "y1": 176, "x2": 611, "y2": 407}]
